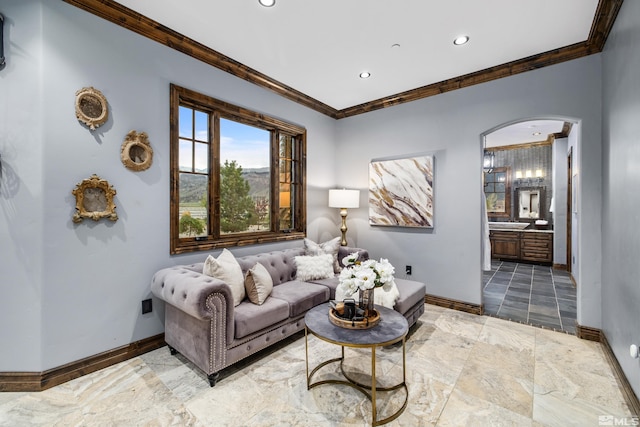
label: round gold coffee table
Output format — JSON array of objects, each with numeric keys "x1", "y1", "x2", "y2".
[{"x1": 304, "y1": 303, "x2": 409, "y2": 426}]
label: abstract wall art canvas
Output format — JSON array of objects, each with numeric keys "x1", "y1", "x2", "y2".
[{"x1": 369, "y1": 155, "x2": 434, "y2": 228}]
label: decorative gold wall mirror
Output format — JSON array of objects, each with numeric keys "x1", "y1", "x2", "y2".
[
  {"x1": 75, "y1": 87, "x2": 108, "y2": 130},
  {"x1": 121, "y1": 130, "x2": 153, "y2": 171},
  {"x1": 72, "y1": 174, "x2": 118, "y2": 223}
]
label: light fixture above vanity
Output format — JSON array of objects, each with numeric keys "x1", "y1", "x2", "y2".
[{"x1": 515, "y1": 169, "x2": 544, "y2": 185}]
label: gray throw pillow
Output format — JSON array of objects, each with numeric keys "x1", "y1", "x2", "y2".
[
  {"x1": 304, "y1": 237, "x2": 341, "y2": 273},
  {"x1": 245, "y1": 262, "x2": 273, "y2": 305}
]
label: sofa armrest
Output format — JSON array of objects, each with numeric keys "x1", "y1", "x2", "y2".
[{"x1": 151, "y1": 266, "x2": 234, "y2": 321}]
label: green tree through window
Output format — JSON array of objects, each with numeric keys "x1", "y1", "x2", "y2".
[{"x1": 220, "y1": 160, "x2": 257, "y2": 233}]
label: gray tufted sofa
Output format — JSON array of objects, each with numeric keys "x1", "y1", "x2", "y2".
[{"x1": 151, "y1": 245, "x2": 426, "y2": 386}]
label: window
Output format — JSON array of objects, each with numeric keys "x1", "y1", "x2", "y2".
[
  {"x1": 484, "y1": 167, "x2": 511, "y2": 218},
  {"x1": 170, "y1": 84, "x2": 306, "y2": 254}
]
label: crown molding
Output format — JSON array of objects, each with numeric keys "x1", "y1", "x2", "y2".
[{"x1": 62, "y1": 0, "x2": 340, "y2": 118}]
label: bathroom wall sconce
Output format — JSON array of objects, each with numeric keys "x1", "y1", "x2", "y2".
[
  {"x1": 1, "y1": 13, "x2": 6, "y2": 68},
  {"x1": 483, "y1": 150, "x2": 495, "y2": 173}
]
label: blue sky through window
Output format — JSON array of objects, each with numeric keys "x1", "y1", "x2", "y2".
[
  {"x1": 220, "y1": 118, "x2": 270, "y2": 169},
  {"x1": 179, "y1": 108, "x2": 270, "y2": 171}
]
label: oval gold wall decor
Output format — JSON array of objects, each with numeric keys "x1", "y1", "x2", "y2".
[
  {"x1": 72, "y1": 174, "x2": 118, "y2": 223},
  {"x1": 121, "y1": 130, "x2": 153, "y2": 171},
  {"x1": 75, "y1": 87, "x2": 108, "y2": 130}
]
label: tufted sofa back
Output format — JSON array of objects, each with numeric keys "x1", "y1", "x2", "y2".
[{"x1": 235, "y1": 248, "x2": 305, "y2": 286}]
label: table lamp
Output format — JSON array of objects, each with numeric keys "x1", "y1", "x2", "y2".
[{"x1": 328, "y1": 189, "x2": 360, "y2": 246}]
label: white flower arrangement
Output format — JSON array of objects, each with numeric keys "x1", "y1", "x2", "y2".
[{"x1": 337, "y1": 252, "x2": 396, "y2": 298}]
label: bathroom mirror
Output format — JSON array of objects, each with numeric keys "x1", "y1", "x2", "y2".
[{"x1": 516, "y1": 187, "x2": 545, "y2": 220}]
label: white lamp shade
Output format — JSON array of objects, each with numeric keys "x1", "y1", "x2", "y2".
[{"x1": 328, "y1": 189, "x2": 360, "y2": 208}]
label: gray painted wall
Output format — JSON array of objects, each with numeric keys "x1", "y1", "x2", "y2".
[
  {"x1": 0, "y1": 0, "x2": 337, "y2": 371},
  {"x1": 0, "y1": 0, "x2": 44, "y2": 370},
  {"x1": 552, "y1": 138, "x2": 568, "y2": 265},
  {"x1": 568, "y1": 127, "x2": 581, "y2": 288},
  {"x1": 601, "y1": 0, "x2": 640, "y2": 398},
  {"x1": 335, "y1": 55, "x2": 603, "y2": 326}
]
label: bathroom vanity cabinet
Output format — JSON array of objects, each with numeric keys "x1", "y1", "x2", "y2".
[
  {"x1": 489, "y1": 230, "x2": 553, "y2": 264},
  {"x1": 490, "y1": 231, "x2": 520, "y2": 260}
]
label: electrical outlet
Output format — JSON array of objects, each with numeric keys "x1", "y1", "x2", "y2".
[
  {"x1": 141, "y1": 299, "x2": 152, "y2": 314},
  {"x1": 405, "y1": 265, "x2": 412, "y2": 275}
]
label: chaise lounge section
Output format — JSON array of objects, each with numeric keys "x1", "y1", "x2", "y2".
[{"x1": 151, "y1": 245, "x2": 426, "y2": 386}]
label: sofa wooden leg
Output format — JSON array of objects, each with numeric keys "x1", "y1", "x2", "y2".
[
  {"x1": 208, "y1": 372, "x2": 220, "y2": 387},
  {"x1": 168, "y1": 346, "x2": 178, "y2": 356}
]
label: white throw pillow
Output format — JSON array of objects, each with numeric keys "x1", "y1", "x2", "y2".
[
  {"x1": 304, "y1": 237, "x2": 341, "y2": 273},
  {"x1": 334, "y1": 279, "x2": 400, "y2": 309},
  {"x1": 244, "y1": 262, "x2": 273, "y2": 305},
  {"x1": 203, "y1": 248, "x2": 245, "y2": 306},
  {"x1": 294, "y1": 254, "x2": 335, "y2": 281}
]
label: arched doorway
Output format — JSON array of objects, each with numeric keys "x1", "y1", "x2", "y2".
[{"x1": 480, "y1": 118, "x2": 578, "y2": 334}]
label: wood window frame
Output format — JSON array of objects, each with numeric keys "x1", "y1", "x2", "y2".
[
  {"x1": 170, "y1": 84, "x2": 306, "y2": 254},
  {"x1": 484, "y1": 166, "x2": 511, "y2": 219}
]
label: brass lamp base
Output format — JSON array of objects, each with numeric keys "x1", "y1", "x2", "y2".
[{"x1": 339, "y1": 208, "x2": 348, "y2": 246}]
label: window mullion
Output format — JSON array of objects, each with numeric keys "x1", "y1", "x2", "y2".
[
  {"x1": 191, "y1": 110, "x2": 196, "y2": 174},
  {"x1": 211, "y1": 112, "x2": 220, "y2": 239},
  {"x1": 272, "y1": 131, "x2": 280, "y2": 231}
]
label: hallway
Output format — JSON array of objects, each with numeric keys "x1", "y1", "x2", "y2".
[{"x1": 482, "y1": 261, "x2": 577, "y2": 334}]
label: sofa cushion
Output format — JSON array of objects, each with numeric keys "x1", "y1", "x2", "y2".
[
  {"x1": 393, "y1": 278, "x2": 427, "y2": 315},
  {"x1": 304, "y1": 237, "x2": 341, "y2": 273},
  {"x1": 245, "y1": 262, "x2": 273, "y2": 305},
  {"x1": 270, "y1": 281, "x2": 330, "y2": 317},
  {"x1": 309, "y1": 276, "x2": 340, "y2": 299},
  {"x1": 233, "y1": 297, "x2": 290, "y2": 339},
  {"x1": 236, "y1": 248, "x2": 304, "y2": 285},
  {"x1": 203, "y1": 248, "x2": 245, "y2": 306},
  {"x1": 294, "y1": 254, "x2": 334, "y2": 281}
]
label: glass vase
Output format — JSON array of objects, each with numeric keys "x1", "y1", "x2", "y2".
[{"x1": 359, "y1": 288, "x2": 375, "y2": 318}]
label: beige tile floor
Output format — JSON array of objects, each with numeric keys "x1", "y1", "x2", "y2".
[{"x1": 0, "y1": 305, "x2": 634, "y2": 426}]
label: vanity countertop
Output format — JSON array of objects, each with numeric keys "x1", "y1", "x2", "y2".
[{"x1": 489, "y1": 228, "x2": 553, "y2": 234}]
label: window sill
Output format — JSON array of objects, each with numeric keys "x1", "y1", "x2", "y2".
[{"x1": 170, "y1": 231, "x2": 306, "y2": 255}]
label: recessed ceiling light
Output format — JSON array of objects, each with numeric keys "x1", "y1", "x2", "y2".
[
  {"x1": 258, "y1": 0, "x2": 275, "y2": 7},
  {"x1": 453, "y1": 35, "x2": 469, "y2": 46},
  {"x1": 359, "y1": 71, "x2": 371, "y2": 79},
  {"x1": 533, "y1": 131, "x2": 542, "y2": 136}
]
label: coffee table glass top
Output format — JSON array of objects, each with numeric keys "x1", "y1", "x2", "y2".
[{"x1": 305, "y1": 303, "x2": 408, "y2": 346}]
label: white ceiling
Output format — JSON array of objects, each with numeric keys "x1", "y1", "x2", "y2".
[
  {"x1": 485, "y1": 120, "x2": 566, "y2": 148},
  {"x1": 114, "y1": 0, "x2": 599, "y2": 111}
]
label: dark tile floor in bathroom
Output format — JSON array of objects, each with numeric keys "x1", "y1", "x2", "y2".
[{"x1": 483, "y1": 260, "x2": 577, "y2": 334}]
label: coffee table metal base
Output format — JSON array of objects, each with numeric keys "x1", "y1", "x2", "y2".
[{"x1": 305, "y1": 330, "x2": 408, "y2": 426}]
